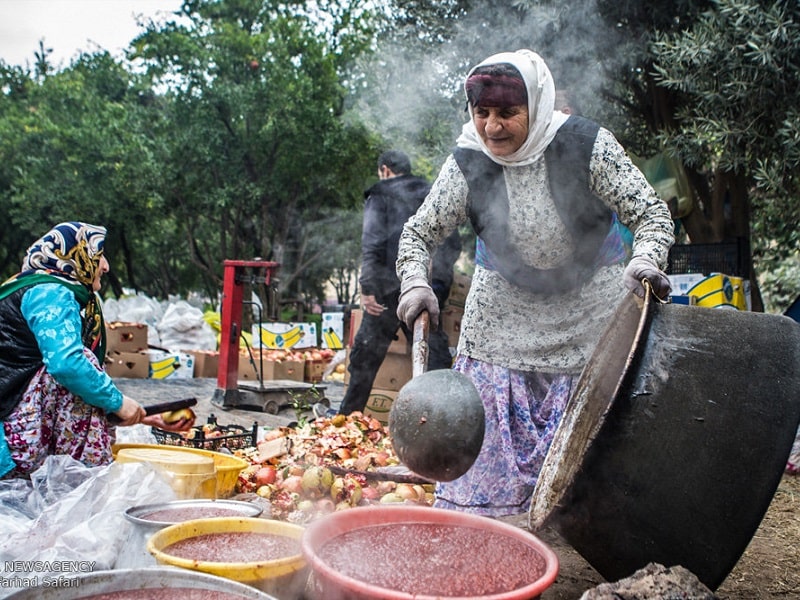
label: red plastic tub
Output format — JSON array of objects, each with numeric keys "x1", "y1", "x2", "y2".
[{"x1": 301, "y1": 505, "x2": 559, "y2": 600}]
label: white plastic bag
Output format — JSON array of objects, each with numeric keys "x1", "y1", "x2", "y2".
[
  {"x1": 114, "y1": 424, "x2": 159, "y2": 445},
  {"x1": 0, "y1": 456, "x2": 175, "y2": 597},
  {"x1": 156, "y1": 301, "x2": 217, "y2": 351}
]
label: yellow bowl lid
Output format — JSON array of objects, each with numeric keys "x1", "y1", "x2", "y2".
[{"x1": 116, "y1": 448, "x2": 215, "y2": 474}]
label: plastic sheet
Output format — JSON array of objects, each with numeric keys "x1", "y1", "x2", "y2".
[
  {"x1": 322, "y1": 349, "x2": 347, "y2": 380},
  {"x1": 114, "y1": 423, "x2": 159, "y2": 445},
  {"x1": 0, "y1": 456, "x2": 175, "y2": 597}
]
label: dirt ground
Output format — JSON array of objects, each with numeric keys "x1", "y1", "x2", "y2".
[
  {"x1": 117, "y1": 377, "x2": 800, "y2": 599},
  {"x1": 530, "y1": 472, "x2": 800, "y2": 598},
  {"x1": 715, "y1": 473, "x2": 800, "y2": 598}
]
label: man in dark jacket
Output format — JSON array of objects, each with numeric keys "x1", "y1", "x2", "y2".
[{"x1": 335, "y1": 150, "x2": 461, "y2": 416}]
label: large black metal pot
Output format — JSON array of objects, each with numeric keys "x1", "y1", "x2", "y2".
[{"x1": 530, "y1": 292, "x2": 800, "y2": 590}]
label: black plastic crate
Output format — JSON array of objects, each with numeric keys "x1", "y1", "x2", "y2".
[
  {"x1": 152, "y1": 414, "x2": 258, "y2": 451},
  {"x1": 666, "y1": 239, "x2": 749, "y2": 278}
]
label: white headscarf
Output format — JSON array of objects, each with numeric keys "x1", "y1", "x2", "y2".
[{"x1": 456, "y1": 49, "x2": 569, "y2": 167}]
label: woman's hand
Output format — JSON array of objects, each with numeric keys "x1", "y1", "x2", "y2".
[
  {"x1": 144, "y1": 411, "x2": 197, "y2": 433},
  {"x1": 397, "y1": 276, "x2": 440, "y2": 329},
  {"x1": 113, "y1": 396, "x2": 146, "y2": 427},
  {"x1": 623, "y1": 256, "x2": 672, "y2": 299}
]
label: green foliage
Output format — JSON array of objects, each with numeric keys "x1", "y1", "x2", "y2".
[
  {"x1": 648, "y1": 0, "x2": 800, "y2": 304},
  {"x1": 758, "y1": 252, "x2": 800, "y2": 314},
  {"x1": 650, "y1": 0, "x2": 800, "y2": 177},
  {"x1": 0, "y1": 0, "x2": 383, "y2": 309},
  {"x1": 289, "y1": 383, "x2": 323, "y2": 427},
  {"x1": 125, "y1": 0, "x2": 380, "y2": 305},
  {"x1": 0, "y1": 52, "x2": 169, "y2": 293}
]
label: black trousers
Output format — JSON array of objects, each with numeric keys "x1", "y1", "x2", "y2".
[{"x1": 338, "y1": 292, "x2": 452, "y2": 416}]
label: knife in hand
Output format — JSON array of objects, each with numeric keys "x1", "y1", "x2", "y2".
[{"x1": 107, "y1": 397, "x2": 198, "y2": 425}]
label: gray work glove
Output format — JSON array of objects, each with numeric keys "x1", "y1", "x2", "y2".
[
  {"x1": 623, "y1": 256, "x2": 672, "y2": 299},
  {"x1": 397, "y1": 275, "x2": 440, "y2": 329}
]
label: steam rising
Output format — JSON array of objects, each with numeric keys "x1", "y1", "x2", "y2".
[{"x1": 349, "y1": 0, "x2": 618, "y2": 162}]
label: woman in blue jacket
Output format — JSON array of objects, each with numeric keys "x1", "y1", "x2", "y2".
[{"x1": 0, "y1": 222, "x2": 192, "y2": 478}]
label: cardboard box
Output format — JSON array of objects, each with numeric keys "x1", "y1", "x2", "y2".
[
  {"x1": 445, "y1": 271, "x2": 472, "y2": 309},
  {"x1": 388, "y1": 328, "x2": 410, "y2": 355},
  {"x1": 252, "y1": 322, "x2": 317, "y2": 350},
  {"x1": 345, "y1": 348, "x2": 411, "y2": 392},
  {"x1": 348, "y1": 309, "x2": 409, "y2": 355},
  {"x1": 238, "y1": 351, "x2": 304, "y2": 382},
  {"x1": 441, "y1": 306, "x2": 464, "y2": 348},
  {"x1": 687, "y1": 273, "x2": 747, "y2": 310},
  {"x1": 667, "y1": 273, "x2": 706, "y2": 296},
  {"x1": 189, "y1": 350, "x2": 219, "y2": 378},
  {"x1": 105, "y1": 350, "x2": 150, "y2": 379},
  {"x1": 304, "y1": 359, "x2": 329, "y2": 383},
  {"x1": 105, "y1": 322, "x2": 148, "y2": 353},
  {"x1": 321, "y1": 312, "x2": 345, "y2": 349},
  {"x1": 364, "y1": 388, "x2": 399, "y2": 425},
  {"x1": 238, "y1": 353, "x2": 259, "y2": 380},
  {"x1": 149, "y1": 350, "x2": 195, "y2": 380},
  {"x1": 347, "y1": 310, "x2": 361, "y2": 347},
  {"x1": 373, "y1": 353, "x2": 412, "y2": 390}
]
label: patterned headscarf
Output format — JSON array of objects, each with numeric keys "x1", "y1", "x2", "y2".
[
  {"x1": 21, "y1": 222, "x2": 106, "y2": 286},
  {"x1": 11, "y1": 222, "x2": 108, "y2": 355},
  {"x1": 457, "y1": 49, "x2": 570, "y2": 167}
]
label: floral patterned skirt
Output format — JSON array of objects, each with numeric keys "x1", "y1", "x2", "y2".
[
  {"x1": 2, "y1": 349, "x2": 114, "y2": 477},
  {"x1": 434, "y1": 355, "x2": 576, "y2": 517},
  {"x1": 787, "y1": 425, "x2": 800, "y2": 476}
]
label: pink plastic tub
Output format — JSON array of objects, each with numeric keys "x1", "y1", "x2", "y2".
[{"x1": 301, "y1": 505, "x2": 559, "y2": 600}]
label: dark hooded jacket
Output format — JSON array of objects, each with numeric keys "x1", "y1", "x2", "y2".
[{"x1": 359, "y1": 173, "x2": 461, "y2": 303}]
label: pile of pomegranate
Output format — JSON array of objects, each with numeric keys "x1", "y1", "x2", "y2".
[{"x1": 232, "y1": 412, "x2": 433, "y2": 523}]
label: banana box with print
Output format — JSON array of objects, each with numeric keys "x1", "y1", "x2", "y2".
[
  {"x1": 321, "y1": 312, "x2": 345, "y2": 349},
  {"x1": 687, "y1": 273, "x2": 748, "y2": 310},
  {"x1": 253, "y1": 322, "x2": 317, "y2": 349},
  {"x1": 667, "y1": 273, "x2": 706, "y2": 296},
  {"x1": 148, "y1": 350, "x2": 195, "y2": 379}
]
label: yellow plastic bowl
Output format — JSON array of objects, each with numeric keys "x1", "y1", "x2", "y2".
[
  {"x1": 112, "y1": 443, "x2": 248, "y2": 498},
  {"x1": 147, "y1": 517, "x2": 306, "y2": 593}
]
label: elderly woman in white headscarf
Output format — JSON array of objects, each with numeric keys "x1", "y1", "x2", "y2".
[
  {"x1": 0, "y1": 222, "x2": 193, "y2": 479},
  {"x1": 395, "y1": 50, "x2": 675, "y2": 516}
]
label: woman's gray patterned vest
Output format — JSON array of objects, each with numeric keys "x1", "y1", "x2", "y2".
[{"x1": 454, "y1": 115, "x2": 612, "y2": 295}]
